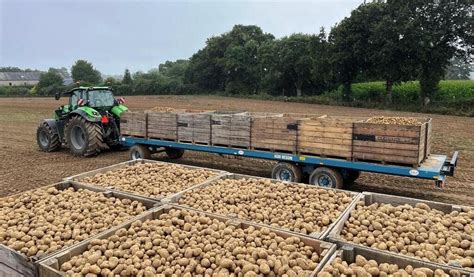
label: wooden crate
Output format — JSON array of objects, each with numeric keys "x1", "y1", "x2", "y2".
[
  {"x1": 298, "y1": 116, "x2": 360, "y2": 159},
  {"x1": 352, "y1": 117, "x2": 432, "y2": 166},
  {"x1": 250, "y1": 113, "x2": 301, "y2": 153},
  {"x1": 120, "y1": 111, "x2": 147, "y2": 137},
  {"x1": 146, "y1": 111, "x2": 178, "y2": 141},
  {"x1": 211, "y1": 112, "x2": 251, "y2": 148},
  {"x1": 39, "y1": 204, "x2": 336, "y2": 277},
  {"x1": 177, "y1": 112, "x2": 212, "y2": 145}
]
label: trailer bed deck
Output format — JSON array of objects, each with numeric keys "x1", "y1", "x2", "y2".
[{"x1": 121, "y1": 136, "x2": 457, "y2": 187}]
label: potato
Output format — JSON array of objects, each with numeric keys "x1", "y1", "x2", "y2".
[
  {"x1": 57, "y1": 209, "x2": 323, "y2": 276},
  {"x1": 340, "y1": 202, "x2": 474, "y2": 269},
  {"x1": 81, "y1": 163, "x2": 217, "y2": 198},
  {"x1": 178, "y1": 177, "x2": 354, "y2": 235},
  {"x1": 0, "y1": 187, "x2": 146, "y2": 258}
]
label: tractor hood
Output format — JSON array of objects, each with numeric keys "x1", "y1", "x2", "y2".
[{"x1": 111, "y1": 105, "x2": 128, "y2": 117}]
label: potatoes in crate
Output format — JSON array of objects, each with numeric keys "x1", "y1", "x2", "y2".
[
  {"x1": 341, "y1": 201, "x2": 474, "y2": 269},
  {"x1": 0, "y1": 187, "x2": 146, "y2": 258},
  {"x1": 60, "y1": 209, "x2": 323, "y2": 276},
  {"x1": 178, "y1": 178, "x2": 354, "y2": 235},
  {"x1": 317, "y1": 254, "x2": 462, "y2": 277},
  {"x1": 81, "y1": 163, "x2": 217, "y2": 198}
]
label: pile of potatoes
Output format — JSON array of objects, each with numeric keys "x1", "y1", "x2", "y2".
[
  {"x1": 366, "y1": 116, "x2": 422, "y2": 126},
  {"x1": 81, "y1": 163, "x2": 217, "y2": 198},
  {"x1": 178, "y1": 178, "x2": 354, "y2": 235},
  {"x1": 60, "y1": 208, "x2": 322, "y2": 276},
  {"x1": 317, "y1": 254, "x2": 462, "y2": 277},
  {"x1": 0, "y1": 187, "x2": 147, "y2": 258},
  {"x1": 341, "y1": 201, "x2": 474, "y2": 269}
]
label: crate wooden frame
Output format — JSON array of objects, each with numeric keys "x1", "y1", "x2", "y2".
[
  {"x1": 326, "y1": 191, "x2": 474, "y2": 273},
  {"x1": 120, "y1": 111, "x2": 147, "y2": 137},
  {"x1": 352, "y1": 117, "x2": 432, "y2": 166},
  {"x1": 163, "y1": 173, "x2": 362, "y2": 239},
  {"x1": 39, "y1": 204, "x2": 336, "y2": 277},
  {"x1": 211, "y1": 111, "x2": 251, "y2": 148},
  {"x1": 322, "y1": 244, "x2": 474, "y2": 276},
  {"x1": 297, "y1": 116, "x2": 367, "y2": 159},
  {"x1": 0, "y1": 182, "x2": 158, "y2": 276},
  {"x1": 64, "y1": 159, "x2": 229, "y2": 203}
]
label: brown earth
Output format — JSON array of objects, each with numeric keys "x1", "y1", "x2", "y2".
[{"x1": 0, "y1": 96, "x2": 472, "y2": 205}]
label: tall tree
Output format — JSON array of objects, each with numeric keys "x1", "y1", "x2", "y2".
[
  {"x1": 186, "y1": 25, "x2": 274, "y2": 93},
  {"x1": 37, "y1": 68, "x2": 64, "y2": 95},
  {"x1": 389, "y1": 0, "x2": 473, "y2": 105},
  {"x1": 368, "y1": 2, "x2": 418, "y2": 104},
  {"x1": 122, "y1": 69, "x2": 133, "y2": 85},
  {"x1": 329, "y1": 4, "x2": 378, "y2": 100},
  {"x1": 71, "y1": 60, "x2": 102, "y2": 84}
]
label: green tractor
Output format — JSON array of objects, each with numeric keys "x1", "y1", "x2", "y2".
[{"x1": 36, "y1": 86, "x2": 128, "y2": 157}]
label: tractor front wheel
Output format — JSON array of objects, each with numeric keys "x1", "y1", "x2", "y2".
[
  {"x1": 65, "y1": 116, "x2": 104, "y2": 157},
  {"x1": 36, "y1": 122, "x2": 61, "y2": 152}
]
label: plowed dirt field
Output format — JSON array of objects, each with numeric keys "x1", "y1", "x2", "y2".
[{"x1": 1, "y1": 96, "x2": 472, "y2": 204}]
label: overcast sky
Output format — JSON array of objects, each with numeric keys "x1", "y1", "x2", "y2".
[{"x1": 0, "y1": 0, "x2": 362, "y2": 75}]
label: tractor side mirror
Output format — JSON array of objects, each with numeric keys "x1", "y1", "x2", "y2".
[{"x1": 54, "y1": 92, "x2": 61, "y2": 100}]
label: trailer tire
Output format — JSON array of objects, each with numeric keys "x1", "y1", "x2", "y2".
[
  {"x1": 309, "y1": 167, "x2": 343, "y2": 189},
  {"x1": 165, "y1": 147, "x2": 185, "y2": 159},
  {"x1": 271, "y1": 162, "x2": 302, "y2": 183},
  {"x1": 342, "y1": 169, "x2": 360, "y2": 185},
  {"x1": 129, "y1": 145, "x2": 151, "y2": 160}
]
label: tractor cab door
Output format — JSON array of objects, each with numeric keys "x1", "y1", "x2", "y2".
[{"x1": 69, "y1": 90, "x2": 84, "y2": 110}]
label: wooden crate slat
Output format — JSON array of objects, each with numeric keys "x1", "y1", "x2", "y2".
[
  {"x1": 353, "y1": 145, "x2": 419, "y2": 157},
  {"x1": 352, "y1": 140, "x2": 419, "y2": 150},
  {"x1": 299, "y1": 148, "x2": 352, "y2": 158},
  {"x1": 353, "y1": 152, "x2": 419, "y2": 165}
]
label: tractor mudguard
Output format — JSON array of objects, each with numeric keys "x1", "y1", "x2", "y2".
[
  {"x1": 42, "y1": 119, "x2": 59, "y2": 134},
  {"x1": 70, "y1": 107, "x2": 102, "y2": 122},
  {"x1": 111, "y1": 104, "x2": 128, "y2": 117}
]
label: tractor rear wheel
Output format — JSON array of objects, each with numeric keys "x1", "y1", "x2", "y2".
[
  {"x1": 65, "y1": 116, "x2": 104, "y2": 157},
  {"x1": 36, "y1": 122, "x2": 61, "y2": 152}
]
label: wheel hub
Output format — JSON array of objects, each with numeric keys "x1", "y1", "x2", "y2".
[
  {"x1": 318, "y1": 175, "x2": 332, "y2": 187},
  {"x1": 132, "y1": 150, "x2": 141, "y2": 159},
  {"x1": 278, "y1": 169, "x2": 292, "y2": 181},
  {"x1": 39, "y1": 130, "x2": 49, "y2": 147},
  {"x1": 70, "y1": 126, "x2": 86, "y2": 150}
]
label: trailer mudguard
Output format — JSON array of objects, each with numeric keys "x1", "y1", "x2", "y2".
[{"x1": 70, "y1": 107, "x2": 102, "y2": 122}]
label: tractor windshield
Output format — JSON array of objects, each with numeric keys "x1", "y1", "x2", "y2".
[{"x1": 87, "y1": 90, "x2": 115, "y2": 108}]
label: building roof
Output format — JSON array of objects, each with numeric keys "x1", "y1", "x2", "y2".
[{"x1": 0, "y1": 72, "x2": 42, "y2": 81}]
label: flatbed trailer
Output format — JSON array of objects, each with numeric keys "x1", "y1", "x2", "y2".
[{"x1": 121, "y1": 136, "x2": 458, "y2": 189}]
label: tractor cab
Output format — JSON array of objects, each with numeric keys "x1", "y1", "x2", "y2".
[{"x1": 37, "y1": 86, "x2": 128, "y2": 157}]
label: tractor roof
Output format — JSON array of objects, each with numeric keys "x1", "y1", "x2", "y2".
[{"x1": 65, "y1": 86, "x2": 111, "y2": 95}]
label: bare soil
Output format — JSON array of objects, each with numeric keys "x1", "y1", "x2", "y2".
[{"x1": 0, "y1": 96, "x2": 472, "y2": 205}]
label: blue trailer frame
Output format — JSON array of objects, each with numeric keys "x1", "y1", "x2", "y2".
[{"x1": 121, "y1": 136, "x2": 458, "y2": 188}]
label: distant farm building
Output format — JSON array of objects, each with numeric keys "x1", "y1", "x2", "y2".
[
  {"x1": 0, "y1": 72, "x2": 42, "y2": 86},
  {"x1": 0, "y1": 71, "x2": 73, "y2": 86}
]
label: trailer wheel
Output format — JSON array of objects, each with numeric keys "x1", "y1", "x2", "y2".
[
  {"x1": 342, "y1": 169, "x2": 360, "y2": 185},
  {"x1": 271, "y1": 162, "x2": 302, "y2": 183},
  {"x1": 129, "y1": 145, "x2": 151, "y2": 160},
  {"x1": 309, "y1": 167, "x2": 343, "y2": 189},
  {"x1": 165, "y1": 147, "x2": 185, "y2": 159}
]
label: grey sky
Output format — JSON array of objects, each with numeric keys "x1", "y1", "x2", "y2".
[{"x1": 1, "y1": 0, "x2": 362, "y2": 75}]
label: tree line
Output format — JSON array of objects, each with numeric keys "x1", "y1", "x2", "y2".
[{"x1": 2, "y1": 0, "x2": 472, "y2": 108}]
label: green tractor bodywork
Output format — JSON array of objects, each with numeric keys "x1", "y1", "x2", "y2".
[{"x1": 37, "y1": 86, "x2": 129, "y2": 157}]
